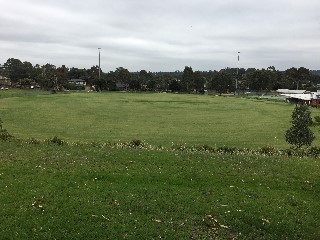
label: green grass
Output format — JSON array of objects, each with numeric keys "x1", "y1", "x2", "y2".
[
  {"x1": 1, "y1": 90, "x2": 320, "y2": 239},
  {"x1": 0, "y1": 141, "x2": 319, "y2": 239},
  {"x1": 0, "y1": 88, "x2": 49, "y2": 99},
  {"x1": 1, "y1": 90, "x2": 318, "y2": 148}
]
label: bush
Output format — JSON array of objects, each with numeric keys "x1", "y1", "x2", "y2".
[
  {"x1": 258, "y1": 146, "x2": 277, "y2": 156},
  {"x1": 307, "y1": 146, "x2": 320, "y2": 157},
  {"x1": 45, "y1": 136, "x2": 65, "y2": 145},
  {"x1": 0, "y1": 118, "x2": 13, "y2": 141},
  {"x1": 129, "y1": 139, "x2": 143, "y2": 147},
  {"x1": 0, "y1": 129, "x2": 13, "y2": 141},
  {"x1": 285, "y1": 105, "x2": 315, "y2": 148}
]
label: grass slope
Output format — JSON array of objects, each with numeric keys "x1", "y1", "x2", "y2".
[
  {"x1": 0, "y1": 141, "x2": 320, "y2": 239},
  {"x1": 2, "y1": 90, "x2": 318, "y2": 148}
]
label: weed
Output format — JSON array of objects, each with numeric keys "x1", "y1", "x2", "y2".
[
  {"x1": 45, "y1": 136, "x2": 65, "y2": 145},
  {"x1": 217, "y1": 146, "x2": 238, "y2": 154},
  {"x1": 0, "y1": 118, "x2": 13, "y2": 141},
  {"x1": 129, "y1": 139, "x2": 143, "y2": 147},
  {"x1": 258, "y1": 145, "x2": 277, "y2": 156},
  {"x1": 0, "y1": 129, "x2": 13, "y2": 141},
  {"x1": 308, "y1": 146, "x2": 320, "y2": 157}
]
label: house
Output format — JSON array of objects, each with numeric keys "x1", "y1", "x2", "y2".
[{"x1": 68, "y1": 79, "x2": 86, "y2": 86}]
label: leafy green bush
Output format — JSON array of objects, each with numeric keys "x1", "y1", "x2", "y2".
[
  {"x1": 0, "y1": 118, "x2": 13, "y2": 141},
  {"x1": 285, "y1": 105, "x2": 315, "y2": 148}
]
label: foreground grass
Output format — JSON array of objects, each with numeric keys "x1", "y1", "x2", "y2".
[
  {"x1": 1, "y1": 141, "x2": 320, "y2": 239},
  {"x1": 0, "y1": 91, "x2": 311, "y2": 148}
]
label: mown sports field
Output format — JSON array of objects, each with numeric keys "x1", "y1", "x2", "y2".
[
  {"x1": 0, "y1": 90, "x2": 320, "y2": 239},
  {"x1": 2, "y1": 90, "x2": 317, "y2": 148}
]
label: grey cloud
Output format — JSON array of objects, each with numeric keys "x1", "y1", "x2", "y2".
[{"x1": 1, "y1": 0, "x2": 320, "y2": 71}]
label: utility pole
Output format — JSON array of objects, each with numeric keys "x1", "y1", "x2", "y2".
[{"x1": 98, "y1": 48, "x2": 101, "y2": 79}]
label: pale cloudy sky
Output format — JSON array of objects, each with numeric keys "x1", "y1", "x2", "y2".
[{"x1": 1, "y1": 0, "x2": 320, "y2": 72}]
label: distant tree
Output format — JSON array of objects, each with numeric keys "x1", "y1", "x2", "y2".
[
  {"x1": 87, "y1": 65, "x2": 100, "y2": 80},
  {"x1": 156, "y1": 75, "x2": 171, "y2": 91},
  {"x1": 212, "y1": 70, "x2": 233, "y2": 95},
  {"x1": 69, "y1": 67, "x2": 86, "y2": 80},
  {"x1": 105, "y1": 73, "x2": 117, "y2": 91},
  {"x1": 56, "y1": 65, "x2": 69, "y2": 88},
  {"x1": 3, "y1": 58, "x2": 25, "y2": 83},
  {"x1": 39, "y1": 64, "x2": 57, "y2": 90},
  {"x1": 284, "y1": 67, "x2": 310, "y2": 90},
  {"x1": 129, "y1": 75, "x2": 141, "y2": 91},
  {"x1": 146, "y1": 79, "x2": 157, "y2": 91},
  {"x1": 168, "y1": 79, "x2": 182, "y2": 92},
  {"x1": 22, "y1": 61, "x2": 34, "y2": 79},
  {"x1": 115, "y1": 67, "x2": 131, "y2": 90},
  {"x1": 139, "y1": 70, "x2": 153, "y2": 84},
  {"x1": 285, "y1": 105, "x2": 315, "y2": 148},
  {"x1": 246, "y1": 69, "x2": 272, "y2": 92},
  {"x1": 137, "y1": 70, "x2": 153, "y2": 90},
  {"x1": 181, "y1": 66, "x2": 194, "y2": 92},
  {"x1": 192, "y1": 71, "x2": 206, "y2": 93}
]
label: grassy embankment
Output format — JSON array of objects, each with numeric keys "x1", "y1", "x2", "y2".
[
  {"x1": 0, "y1": 141, "x2": 320, "y2": 239},
  {"x1": 0, "y1": 90, "x2": 320, "y2": 239}
]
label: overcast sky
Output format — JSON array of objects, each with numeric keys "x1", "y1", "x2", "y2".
[{"x1": 1, "y1": 0, "x2": 320, "y2": 72}]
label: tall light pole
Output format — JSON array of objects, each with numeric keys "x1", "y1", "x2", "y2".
[
  {"x1": 98, "y1": 48, "x2": 101, "y2": 79},
  {"x1": 236, "y1": 51, "x2": 240, "y2": 94}
]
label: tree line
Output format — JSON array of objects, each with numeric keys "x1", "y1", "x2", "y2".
[{"x1": 1, "y1": 58, "x2": 320, "y2": 93}]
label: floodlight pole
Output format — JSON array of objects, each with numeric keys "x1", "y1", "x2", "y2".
[
  {"x1": 98, "y1": 48, "x2": 101, "y2": 79},
  {"x1": 236, "y1": 51, "x2": 240, "y2": 94}
]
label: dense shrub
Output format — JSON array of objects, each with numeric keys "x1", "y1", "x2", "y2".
[
  {"x1": 285, "y1": 105, "x2": 315, "y2": 148},
  {"x1": 0, "y1": 118, "x2": 13, "y2": 141}
]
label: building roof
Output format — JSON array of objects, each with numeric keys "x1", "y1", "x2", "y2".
[
  {"x1": 276, "y1": 89, "x2": 307, "y2": 94},
  {"x1": 281, "y1": 94, "x2": 312, "y2": 100},
  {"x1": 281, "y1": 92, "x2": 320, "y2": 101}
]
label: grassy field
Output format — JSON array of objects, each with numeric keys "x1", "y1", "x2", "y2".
[
  {"x1": 1, "y1": 90, "x2": 319, "y2": 148},
  {"x1": 0, "y1": 141, "x2": 320, "y2": 239},
  {"x1": 1, "y1": 90, "x2": 320, "y2": 239}
]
